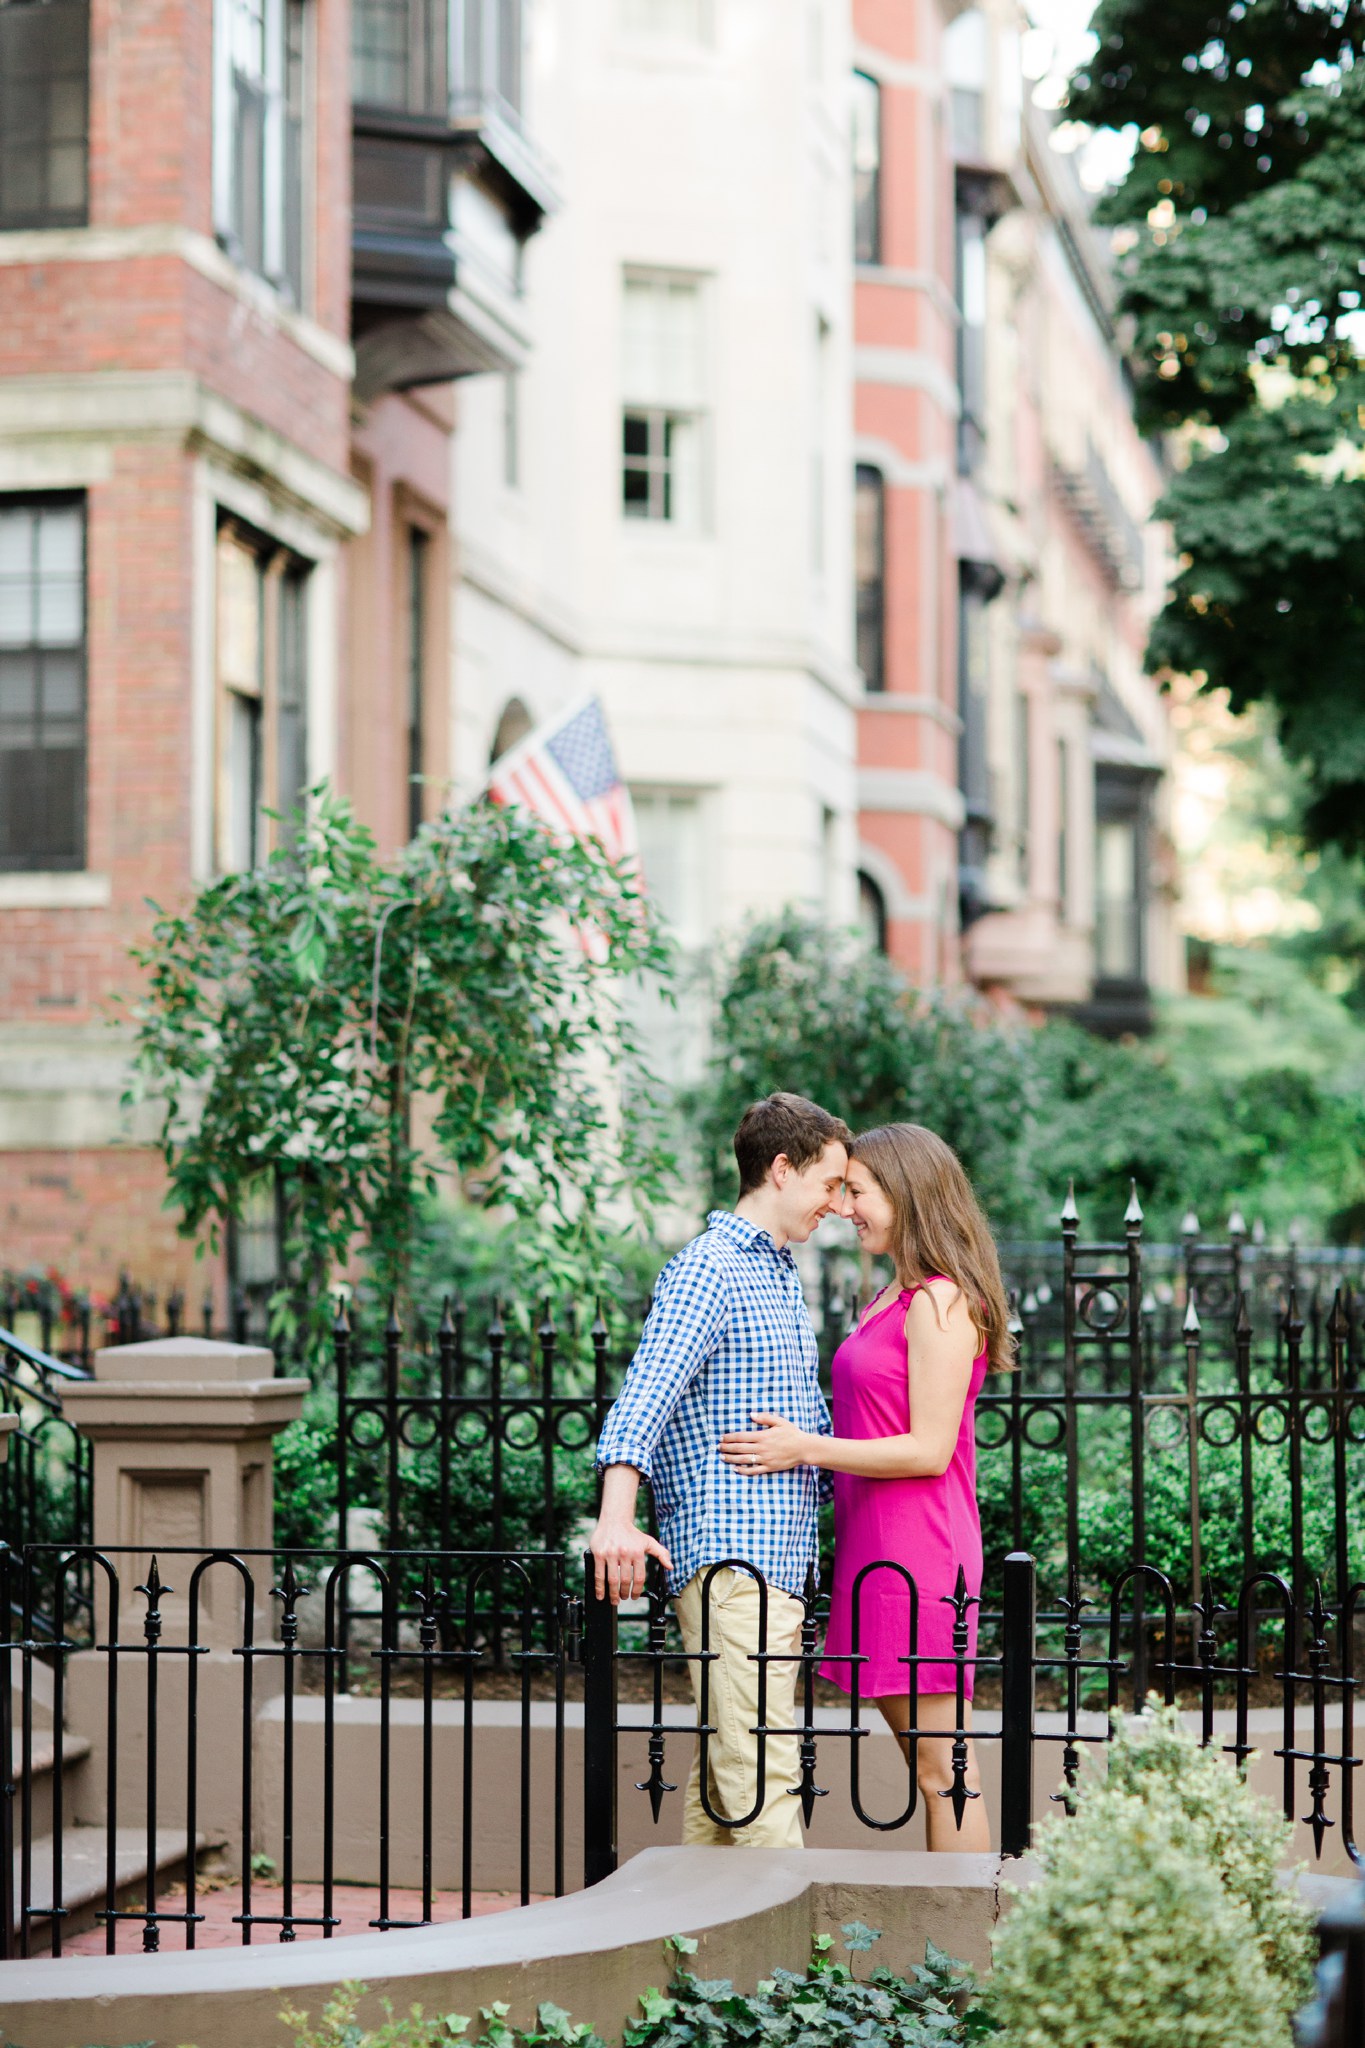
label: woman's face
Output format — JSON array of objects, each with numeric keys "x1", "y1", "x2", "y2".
[{"x1": 840, "y1": 1157, "x2": 896, "y2": 1256}]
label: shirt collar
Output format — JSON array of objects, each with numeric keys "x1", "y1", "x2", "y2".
[{"x1": 706, "y1": 1209, "x2": 797, "y2": 1267}]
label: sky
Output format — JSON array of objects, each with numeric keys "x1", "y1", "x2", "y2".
[{"x1": 1024, "y1": 0, "x2": 1140, "y2": 191}]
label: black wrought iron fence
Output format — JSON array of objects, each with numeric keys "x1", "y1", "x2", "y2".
[
  {"x1": 581, "y1": 1550, "x2": 1363, "y2": 1883},
  {"x1": 8, "y1": 1192, "x2": 1365, "y2": 1649},
  {"x1": 0, "y1": 1542, "x2": 574, "y2": 1959},
  {"x1": 4, "y1": 1543, "x2": 1358, "y2": 1962},
  {"x1": 323, "y1": 1194, "x2": 1365, "y2": 1638}
]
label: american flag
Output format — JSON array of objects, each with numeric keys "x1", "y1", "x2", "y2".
[{"x1": 488, "y1": 695, "x2": 638, "y2": 869}]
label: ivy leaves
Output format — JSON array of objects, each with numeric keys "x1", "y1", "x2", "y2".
[
  {"x1": 617, "y1": 1929, "x2": 994, "y2": 2048},
  {"x1": 125, "y1": 789, "x2": 675, "y2": 1356}
]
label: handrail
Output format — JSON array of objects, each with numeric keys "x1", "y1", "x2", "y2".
[{"x1": 0, "y1": 1326, "x2": 90, "y2": 1385}]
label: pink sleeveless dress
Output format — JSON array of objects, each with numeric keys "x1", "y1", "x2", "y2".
[{"x1": 818, "y1": 1281, "x2": 988, "y2": 1699}]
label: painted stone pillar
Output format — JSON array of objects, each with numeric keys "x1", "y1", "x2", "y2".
[{"x1": 59, "y1": 1338, "x2": 309, "y2": 1862}]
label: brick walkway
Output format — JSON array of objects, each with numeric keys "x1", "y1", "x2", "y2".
[{"x1": 58, "y1": 1881, "x2": 544, "y2": 1954}]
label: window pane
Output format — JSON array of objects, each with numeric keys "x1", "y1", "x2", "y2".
[
  {"x1": 0, "y1": 494, "x2": 86, "y2": 868},
  {"x1": 217, "y1": 533, "x2": 264, "y2": 696},
  {"x1": 228, "y1": 691, "x2": 262, "y2": 870},
  {"x1": 0, "y1": 0, "x2": 89, "y2": 229},
  {"x1": 0, "y1": 652, "x2": 37, "y2": 722},
  {"x1": 0, "y1": 508, "x2": 34, "y2": 647},
  {"x1": 665, "y1": 414, "x2": 700, "y2": 527},
  {"x1": 852, "y1": 70, "x2": 880, "y2": 265},
  {"x1": 1096, "y1": 819, "x2": 1141, "y2": 979},
  {"x1": 622, "y1": 275, "x2": 703, "y2": 408},
  {"x1": 36, "y1": 575, "x2": 82, "y2": 646},
  {"x1": 623, "y1": 412, "x2": 650, "y2": 458},
  {"x1": 41, "y1": 650, "x2": 82, "y2": 719},
  {"x1": 854, "y1": 465, "x2": 884, "y2": 691},
  {"x1": 278, "y1": 569, "x2": 309, "y2": 836}
]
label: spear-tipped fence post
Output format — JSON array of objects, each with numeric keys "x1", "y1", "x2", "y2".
[
  {"x1": 582, "y1": 1553, "x2": 619, "y2": 1887},
  {"x1": 333, "y1": 1296, "x2": 352, "y2": 1686},
  {"x1": 1060, "y1": 1184, "x2": 1080, "y2": 1587},
  {"x1": 489, "y1": 1299, "x2": 506, "y2": 1664},
  {"x1": 1183, "y1": 1290, "x2": 1203, "y2": 1606},
  {"x1": 1126, "y1": 1181, "x2": 1148, "y2": 1696},
  {"x1": 1329, "y1": 1287, "x2": 1351, "y2": 1636},
  {"x1": 538, "y1": 1300, "x2": 558, "y2": 1559},
  {"x1": 1284, "y1": 1285, "x2": 1306, "y2": 1608},
  {"x1": 384, "y1": 1297, "x2": 403, "y2": 1553},
  {"x1": 1000, "y1": 1553, "x2": 1036, "y2": 1858},
  {"x1": 1233, "y1": 1291, "x2": 1254, "y2": 1572},
  {"x1": 437, "y1": 1298, "x2": 456, "y2": 1560}
]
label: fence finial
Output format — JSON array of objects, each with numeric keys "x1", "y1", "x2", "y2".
[
  {"x1": 332, "y1": 1293, "x2": 351, "y2": 1337},
  {"x1": 1060, "y1": 1180, "x2": 1078, "y2": 1226},
  {"x1": 1125, "y1": 1180, "x2": 1144, "y2": 1227},
  {"x1": 1180, "y1": 1207, "x2": 1200, "y2": 1241},
  {"x1": 1182, "y1": 1290, "x2": 1201, "y2": 1338},
  {"x1": 1233, "y1": 1290, "x2": 1251, "y2": 1339},
  {"x1": 386, "y1": 1295, "x2": 402, "y2": 1338},
  {"x1": 1227, "y1": 1207, "x2": 1247, "y2": 1240},
  {"x1": 1328, "y1": 1286, "x2": 1349, "y2": 1344},
  {"x1": 438, "y1": 1295, "x2": 456, "y2": 1337}
]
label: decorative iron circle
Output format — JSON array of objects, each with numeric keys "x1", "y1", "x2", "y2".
[
  {"x1": 1145, "y1": 1404, "x2": 1188, "y2": 1452},
  {"x1": 1199, "y1": 1400, "x2": 1243, "y2": 1449},
  {"x1": 452, "y1": 1409, "x2": 492, "y2": 1450},
  {"x1": 1251, "y1": 1400, "x2": 1291, "y2": 1447},
  {"x1": 553, "y1": 1404, "x2": 596, "y2": 1452},
  {"x1": 1300, "y1": 1400, "x2": 1336, "y2": 1447},
  {"x1": 1078, "y1": 1285, "x2": 1126, "y2": 1335},
  {"x1": 975, "y1": 1406, "x2": 1013, "y2": 1451},
  {"x1": 501, "y1": 1404, "x2": 543, "y2": 1451},
  {"x1": 345, "y1": 1403, "x2": 387, "y2": 1449},
  {"x1": 1021, "y1": 1403, "x2": 1066, "y2": 1451},
  {"x1": 1347, "y1": 1399, "x2": 1365, "y2": 1446},
  {"x1": 397, "y1": 1406, "x2": 441, "y2": 1451}
]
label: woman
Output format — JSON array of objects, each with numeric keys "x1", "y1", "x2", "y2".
[{"x1": 718, "y1": 1122, "x2": 1013, "y2": 1851}]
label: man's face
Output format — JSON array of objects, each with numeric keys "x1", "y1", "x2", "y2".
[{"x1": 774, "y1": 1140, "x2": 849, "y2": 1244}]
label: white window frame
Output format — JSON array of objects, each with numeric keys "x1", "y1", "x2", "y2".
[
  {"x1": 212, "y1": 0, "x2": 311, "y2": 305},
  {"x1": 620, "y1": 269, "x2": 709, "y2": 533}
]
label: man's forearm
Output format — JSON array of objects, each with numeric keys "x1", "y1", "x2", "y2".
[{"x1": 597, "y1": 1463, "x2": 643, "y2": 1525}]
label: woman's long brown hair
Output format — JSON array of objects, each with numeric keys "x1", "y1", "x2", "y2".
[{"x1": 850, "y1": 1122, "x2": 1015, "y2": 1374}]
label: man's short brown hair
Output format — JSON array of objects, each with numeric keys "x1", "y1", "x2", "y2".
[{"x1": 733, "y1": 1092, "x2": 852, "y2": 1196}]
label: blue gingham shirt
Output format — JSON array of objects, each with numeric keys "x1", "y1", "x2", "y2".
[{"x1": 595, "y1": 1210, "x2": 832, "y2": 1597}]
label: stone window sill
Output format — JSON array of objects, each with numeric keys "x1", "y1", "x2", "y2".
[{"x1": 0, "y1": 872, "x2": 112, "y2": 909}]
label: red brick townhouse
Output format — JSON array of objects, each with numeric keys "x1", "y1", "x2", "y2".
[{"x1": 0, "y1": 0, "x2": 548, "y2": 1290}]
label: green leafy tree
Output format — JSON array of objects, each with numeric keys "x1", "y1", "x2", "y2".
[
  {"x1": 692, "y1": 910, "x2": 1365, "y2": 1242},
  {"x1": 126, "y1": 790, "x2": 673, "y2": 1358},
  {"x1": 1067, "y1": 12, "x2": 1365, "y2": 851},
  {"x1": 687, "y1": 909, "x2": 1042, "y2": 1231}
]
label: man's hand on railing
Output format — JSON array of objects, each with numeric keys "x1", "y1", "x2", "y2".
[{"x1": 589, "y1": 1519, "x2": 673, "y2": 1603}]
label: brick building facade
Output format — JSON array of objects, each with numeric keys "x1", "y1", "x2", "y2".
[{"x1": 0, "y1": 0, "x2": 543, "y2": 1294}]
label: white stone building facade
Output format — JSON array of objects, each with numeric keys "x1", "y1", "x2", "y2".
[{"x1": 451, "y1": 0, "x2": 862, "y2": 1068}]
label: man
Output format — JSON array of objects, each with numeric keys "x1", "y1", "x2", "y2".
[{"x1": 590, "y1": 1091, "x2": 851, "y2": 1847}]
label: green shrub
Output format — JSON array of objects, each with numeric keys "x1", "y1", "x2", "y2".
[
  {"x1": 988, "y1": 1701, "x2": 1316, "y2": 2048},
  {"x1": 275, "y1": 1931, "x2": 995, "y2": 2048}
]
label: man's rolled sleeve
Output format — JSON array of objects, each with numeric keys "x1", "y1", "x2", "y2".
[{"x1": 595, "y1": 1254, "x2": 728, "y2": 1478}]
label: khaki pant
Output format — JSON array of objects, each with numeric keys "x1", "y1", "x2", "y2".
[{"x1": 673, "y1": 1567, "x2": 805, "y2": 1848}]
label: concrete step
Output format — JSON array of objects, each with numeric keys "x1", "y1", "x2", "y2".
[
  {"x1": 13, "y1": 1826, "x2": 219, "y2": 1952},
  {"x1": 18, "y1": 1734, "x2": 92, "y2": 1778}
]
